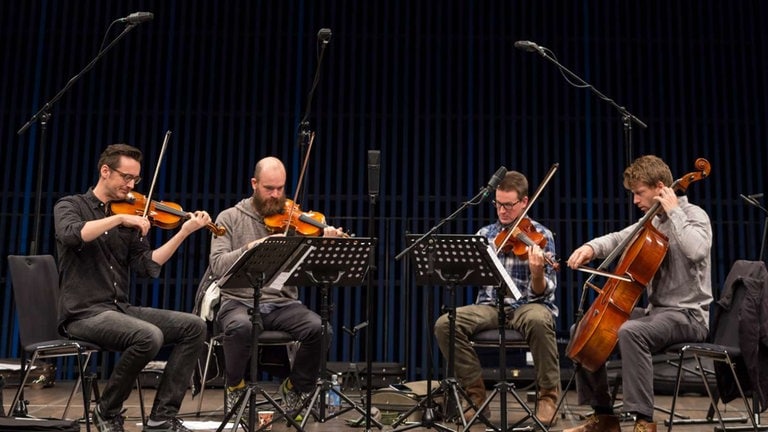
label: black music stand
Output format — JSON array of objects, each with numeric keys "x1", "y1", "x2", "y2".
[
  {"x1": 286, "y1": 237, "x2": 383, "y2": 429},
  {"x1": 391, "y1": 235, "x2": 510, "y2": 430},
  {"x1": 216, "y1": 236, "x2": 313, "y2": 432},
  {"x1": 468, "y1": 247, "x2": 548, "y2": 432}
]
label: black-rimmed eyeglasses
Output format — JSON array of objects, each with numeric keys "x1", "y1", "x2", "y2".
[
  {"x1": 111, "y1": 167, "x2": 142, "y2": 184},
  {"x1": 491, "y1": 200, "x2": 519, "y2": 211}
]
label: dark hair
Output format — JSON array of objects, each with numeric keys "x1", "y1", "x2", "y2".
[
  {"x1": 97, "y1": 144, "x2": 142, "y2": 170},
  {"x1": 497, "y1": 171, "x2": 529, "y2": 198}
]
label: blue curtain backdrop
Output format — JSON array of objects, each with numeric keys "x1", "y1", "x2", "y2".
[{"x1": 1, "y1": 0, "x2": 766, "y2": 381}]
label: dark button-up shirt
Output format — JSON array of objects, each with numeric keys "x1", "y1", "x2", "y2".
[{"x1": 54, "y1": 188, "x2": 161, "y2": 327}]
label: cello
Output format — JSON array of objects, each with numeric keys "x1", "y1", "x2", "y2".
[{"x1": 566, "y1": 158, "x2": 710, "y2": 372}]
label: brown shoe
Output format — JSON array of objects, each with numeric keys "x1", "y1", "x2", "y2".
[
  {"x1": 562, "y1": 414, "x2": 621, "y2": 432},
  {"x1": 461, "y1": 376, "x2": 489, "y2": 423},
  {"x1": 633, "y1": 420, "x2": 657, "y2": 432},
  {"x1": 535, "y1": 387, "x2": 559, "y2": 426}
]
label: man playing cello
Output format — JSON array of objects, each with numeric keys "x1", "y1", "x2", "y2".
[{"x1": 564, "y1": 155, "x2": 713, "y2": 432}]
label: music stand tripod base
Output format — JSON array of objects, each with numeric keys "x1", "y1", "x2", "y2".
[
  {"x1": 214, "y1": 236, "x2": 312, "y2": 432},
  {"x1": 394, "y1": 235, "x2": 506, "y2": 431},
  {"x1": 285, "y1": 237, "x2": 383, "y2": 429}
]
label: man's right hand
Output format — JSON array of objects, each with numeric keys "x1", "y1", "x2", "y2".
[{"x1": 567, "y1": 244, "x2": 595, "y2": 270}]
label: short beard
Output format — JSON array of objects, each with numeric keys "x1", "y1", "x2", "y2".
[{"x1": 252, "y1": 192, "x2": 286, "y2": 217}]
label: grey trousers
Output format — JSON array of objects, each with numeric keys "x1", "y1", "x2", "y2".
[
  {"x1": 573, "y1": 307, "x2": 708, "y2": 418},
  {"x1": 65, "y1": 307, "x2": 206, "y2": 420}
]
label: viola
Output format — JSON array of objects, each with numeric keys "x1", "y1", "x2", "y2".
[
  {"x1": 263, "y1": 199, "x2": 348, "y2": 237},
  {"x1": 110, "y1": 191, "x2": 226, "y2": 237},
  {"x1": 566, "y1": 158, "x2": 710, "y2": 372},
  {"x1": 494, "y1": 218, "x2": 560, "y2": 270}
]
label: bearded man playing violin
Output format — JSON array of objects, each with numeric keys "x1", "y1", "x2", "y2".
[
  {"x1": 433, "y1": 170, "x2": 561, "y2": 426},
  {"x1": 563, "y1": 155, "x2": 712, "y2": 432},
  {"x1": 195, "y1": 156, "x2": 345, "y2": 415},
  {"x1": 54, "y1": 143, "x2": 212, "y2": 432}
]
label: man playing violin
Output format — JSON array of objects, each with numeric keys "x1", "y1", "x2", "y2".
[
  {"x1": 195, "y1": 156, "x2": 345, "y2": 414},
  {"x1": 54, "y1": 144, "x2": 213, "y2": 432},
  {"x1": 563, "y1": 155, "x2": 713, "y2": 432},
  {"x1": 433, "y1": 170, "x2": 561, "y2": 425}
]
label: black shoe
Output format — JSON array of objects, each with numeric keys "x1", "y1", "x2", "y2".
[
  {"x1": 93, "y1": 405, "x2": 126, "y2": 432},
  {"x1": 143, "y1": 417, "x2": 191, "y2": 432}
]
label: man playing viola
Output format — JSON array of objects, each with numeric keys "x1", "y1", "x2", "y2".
[
  {"x1": 55, "y1": 143, "x2": 212, "y2": 432},
  {"x1": 195, "y1": 156, "x2": 345, "y2": 414},
  {"x1": 433, "y1": 170, "x2": 561, "y2": 425},
  {"x1": 564, "y1": 155, "x2": 713, "y2": 432}
]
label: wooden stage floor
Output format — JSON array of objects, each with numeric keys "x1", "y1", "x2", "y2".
[{"x1": 3, "y1": 379, "x2": 765, "y2": 431}]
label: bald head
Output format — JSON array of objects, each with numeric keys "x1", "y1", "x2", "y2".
[{"x1": 253, "y1": 156, "x2": 285, "y2": 180}]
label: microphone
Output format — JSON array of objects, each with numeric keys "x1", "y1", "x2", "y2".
[
  {"x1": 367, "y1": 150, "x2": 381, "y2": 197},
  {"x1": 318, "y1": 28, "x2": 332, "y2": 43},
  {"x1": 482, "y1": 166, "x2": 508, "y2": 200},
  {"x1": 118, "y1": 12, "x2": 154, "y2": 24},
  {"x1": 514, "y1": 40, "x2": 543, "y2": 53},
  {"x1": 741, "y1": 193, "x2": 763, "y2": 208}
]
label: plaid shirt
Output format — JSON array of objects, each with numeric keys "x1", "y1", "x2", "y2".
[{"x1": 475, "y1": 218, "x2": 559, "y2": 317}]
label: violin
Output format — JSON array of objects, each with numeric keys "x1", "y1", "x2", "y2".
[
  {"x1": 263, "y1": 199, "x2": 348, "y2": 237},
  {"x1": 110, "y1": 191, "x2": 226, "y2": 237},
  {"x1": 494, "y1": 217, "x2": 560, "y2": 270}
]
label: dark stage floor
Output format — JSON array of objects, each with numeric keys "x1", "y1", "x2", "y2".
[{"x1": 2, "y1": 379, "x2": 765, "y2": 431}]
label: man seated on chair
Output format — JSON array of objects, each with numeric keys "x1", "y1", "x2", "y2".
[
  {"x1": 197, "y1": 156, "x2": 345, "y2": 414},
  {"x1": 563, "y1": 155, "x2": 713, "y2": 432},
  {"x1": 55, "y1": 144, "x2": 212, "y2": 432},
  {"x1": 433, "y1": 170, "x2": 561, "y2": 425}
]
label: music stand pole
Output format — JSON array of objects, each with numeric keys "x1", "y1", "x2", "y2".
[
  {"x1": 467, "y1": 286, "x2": 548, "y2": 431},
  {"x1": 215, "y1": 237, "x2": 311, "y2": 432},
  {"x1": 287, "y1": 238, "x2": 382, "y2": 429},
  {"x1": 215, "y1": 273, "x2": 303, "y2": 432}
]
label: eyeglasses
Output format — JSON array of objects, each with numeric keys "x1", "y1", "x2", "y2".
[
  {"x1": 492, "y1": 200, "x2": 520, "y2": 211},
  {"x1": 111, "y1": 167, "x2": 142, "y2": 184}
]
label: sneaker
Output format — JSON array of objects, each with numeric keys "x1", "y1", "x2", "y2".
[
  {"x1": 225, "y1": 386, "x2": 248, "y2": 413},
  {"x1": 279, "y1": 377, "x2": 311, "y2": 415},
  {"x1": 143, "y1": 417, "x2": 191, "y2": 432},
  {"x1": 93, "y1": 405, "x2": 126, "y2": 432}
]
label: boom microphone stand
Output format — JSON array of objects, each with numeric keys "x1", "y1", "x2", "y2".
[
  {"x1": 741, "y1": 193, "x2": 768, "y2": 263},
  {"x1": 514, "y1": 40, "x2": 647, "y2": 220},
  {"x1": 295, "y1": 28, "x2": 332, "y2": 203},
  {"x1": 13, "y1": 14, "x2": 149, "y2": 418}
]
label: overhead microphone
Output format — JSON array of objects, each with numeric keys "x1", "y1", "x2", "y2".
[
  {"x1": 118, "y1": 12, "x2": 154, "y2": 24},
  {"x1": 317, "y1": 28, "x2": 332, "y2": 43},
  {"x1": 514, "y1": 40, "x2": 543, "y2": 53}
]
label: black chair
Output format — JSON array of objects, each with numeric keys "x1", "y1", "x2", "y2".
[
  {"x1": 194, "y1": 317, "x2": 299, "y2": 416},
  {"x1": 664, "y1": 260, "x2": 768, "y2": 431},
  {"x1": 7, "y1": 255, "x2": 100, "y2": 430},
  {"x1": 8, "y1": 255, "x2": 147, "y2": 431}
]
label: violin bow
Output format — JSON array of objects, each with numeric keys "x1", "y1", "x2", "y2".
[
  {"x1": 284, "y1": 131, "x2": 316, "y2": 236},
  {"x1": 495, "y1": 162, "x2": 559, "y2": 253},
  {"x1": 141, "y1": 130, "x2": 172, "y2": 219}
]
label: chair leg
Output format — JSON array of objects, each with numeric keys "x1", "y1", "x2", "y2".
[
  {"x1": 137, "y1": 378, "x2": 146, "y2": 426},
  {"x1": 195, "y1": 338, "x2": 216, "y2": 416}
]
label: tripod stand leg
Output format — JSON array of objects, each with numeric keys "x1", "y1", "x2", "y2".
[{"x1": 390, "y1": 386, "x2": 453, "y2": 432}]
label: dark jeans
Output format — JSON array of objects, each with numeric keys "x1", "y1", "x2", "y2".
[
  {"x1": 217, "y1": 299, "x2": 329, "y2": 393},
  {"x1": 64, "y1": 307, "x2": 205, "y2": 420}
]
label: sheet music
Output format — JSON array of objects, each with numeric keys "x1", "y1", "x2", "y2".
[
  {"x1": 485, "y1": 244, "x2": 522, "y2": 299},
  {"x1": 267, "y1": 245, "x2": 315, "y2": 289}
]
